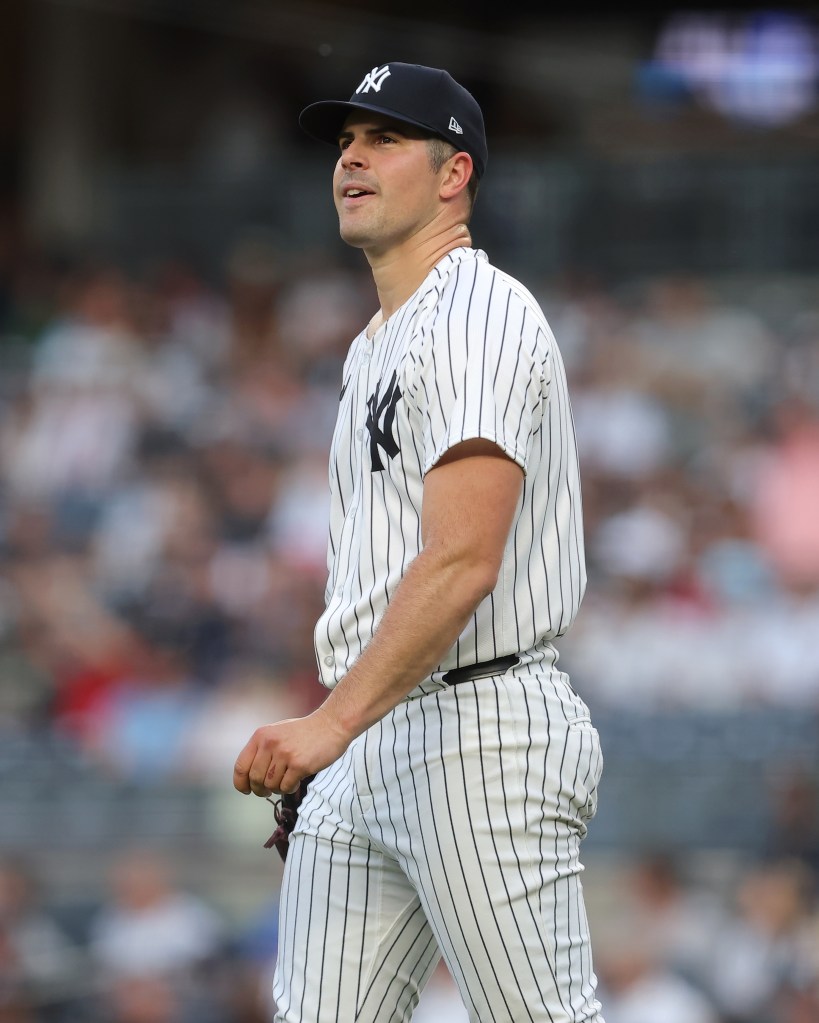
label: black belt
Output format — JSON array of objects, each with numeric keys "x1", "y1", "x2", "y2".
[{"x1": 442, "y1": 654, "x2": 520, "y2": 686}]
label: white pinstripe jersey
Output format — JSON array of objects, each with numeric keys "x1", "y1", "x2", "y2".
[{"x1": 314, "y1": 247, "x2": 586, "y2": 697}]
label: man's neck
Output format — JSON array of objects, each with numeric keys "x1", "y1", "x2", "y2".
[{"x1": 366, "y1": 223, "x2": 472, "y2": 336}]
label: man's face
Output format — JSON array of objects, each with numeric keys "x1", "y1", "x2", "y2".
[{"x1": 332, "y1": 113, "x2": 442, "y2": 254}]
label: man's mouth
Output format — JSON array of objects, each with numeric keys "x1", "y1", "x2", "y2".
[{"x1": 342, "y1": 184, "x2": 374, "y2": 201}]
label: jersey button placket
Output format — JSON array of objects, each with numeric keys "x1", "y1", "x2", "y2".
[{"x1": 356, "y1": 346, "x2": 372, "y2": 446}]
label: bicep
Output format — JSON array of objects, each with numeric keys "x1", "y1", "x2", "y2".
[{"x1": 421, "y1": 439, "x2": 524, "y2": 570}]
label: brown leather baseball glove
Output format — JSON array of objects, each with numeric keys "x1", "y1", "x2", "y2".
[{"x1": 264, "y1": 775, "x2": 316, "y2": 861}]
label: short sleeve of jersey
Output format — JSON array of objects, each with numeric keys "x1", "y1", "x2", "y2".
[{"x1": 408, "y1": 254, "x2": 551, "y2": 476}]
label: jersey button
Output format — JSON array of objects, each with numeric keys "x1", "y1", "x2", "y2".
[
  {"x1": 355, "y1": 428, "x2": 364, "y2": 440},
  {"x1": 324, "y1": 655, "x2": 334, "y2": 666}
]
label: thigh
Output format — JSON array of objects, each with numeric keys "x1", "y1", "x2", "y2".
[
  {"x1": 272, "y1": 751, "x2": 441, "y2": 1023},
  {"x1": 374, "y1": 675, "x2": 606, "y2": 1023}
]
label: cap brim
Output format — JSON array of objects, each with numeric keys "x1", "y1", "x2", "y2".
[{"x1": 299, "y1": 99, "x2": 443, "y2": 148}]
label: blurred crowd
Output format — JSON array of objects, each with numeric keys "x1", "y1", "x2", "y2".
[
  {"x1": 553, "y1": 270, "x2": 819, "y2": 713},
  {"x1": 4, "y1": 840, "x2": 819, "y2": 1023},
  {"x1": 0, "y1": 233, "x2": 818, "y2": 1022},
  {"x1": 2, "y1": 239, "x2": 818, "y2": 761},
  {"x1": 594, "y1": 847, "x2": 819, "y2": 1023},
  {"x1": 0, "y1": 235, "x2": 366, "y2": 781}
]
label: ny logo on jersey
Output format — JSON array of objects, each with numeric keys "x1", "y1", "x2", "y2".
[
  {"x1": 365, "y1": 370, "x2": 402, "y2": 471},
  {"x1": 356, "y1": 65, "x2": 391, "y2": 94}
]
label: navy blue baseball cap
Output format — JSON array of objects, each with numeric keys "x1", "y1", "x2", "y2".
[{"x1": 299, "y1": 62, "x2": 488, "y2": 179}]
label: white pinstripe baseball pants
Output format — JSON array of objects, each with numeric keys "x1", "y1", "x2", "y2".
[{"x1": 272, "y1": 670, "x2": 606, "y2": 1022}]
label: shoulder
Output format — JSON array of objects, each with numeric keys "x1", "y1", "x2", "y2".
[
  {"x1": 433, "y1": 249, "x2": 545, "y2": 309},
  {"x1": 424, "y1": 249, "x2": 553, "y2": 340},
  {"x1": 477, "y1": 254, "x2": 552, "y2": 325}
]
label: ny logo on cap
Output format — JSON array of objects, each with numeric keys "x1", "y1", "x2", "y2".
[{"x1": 356, "y1": 65, "x2": 391, "y2": 94}]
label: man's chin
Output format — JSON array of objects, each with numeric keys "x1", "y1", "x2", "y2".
[{"x1": 338, "y1": 224, "x2": 371, "y2": 249}]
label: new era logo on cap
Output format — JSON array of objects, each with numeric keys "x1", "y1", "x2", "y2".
[{"x1": 299, "y1": 62, "x2": 488, "y2": 179}]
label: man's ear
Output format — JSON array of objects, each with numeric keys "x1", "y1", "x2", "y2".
[{"x1": 439, "y1": 152, "x2": 474, "y2": 200}]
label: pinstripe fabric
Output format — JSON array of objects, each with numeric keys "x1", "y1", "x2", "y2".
[
  {"x1": 272, "y1": 670, "x2": 604, "y2": 1022},
  {"x1": 315, "y1": 248, "x2": 585, "y2": 696}
]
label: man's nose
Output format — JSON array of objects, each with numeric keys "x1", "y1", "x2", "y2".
[{"x1": 340, "y1": 139, "x2": 367, "y2": 168}]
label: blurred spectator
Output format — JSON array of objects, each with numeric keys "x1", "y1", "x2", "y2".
[
  {"x1": 83, "y1": 615, "x2": 204, "y2": 784},
  {"x1": 7, "y1": 546, "x2": 136, "y2": 739},
  {"x1": 176, "y1": 657, "x2": 303, "y2": 785},
  {"x1": 692, "y1": 492, "x2": 778, "y2": 608},
  {"x1": 229, "y1": 896, "x2": 281, "y2": 1023},
  {"x1": 88, "y1": 850, "x2": 226, "y2": 977},
  {"x1": 198, "y1": 437, "x2": 279, "y2": 545},
  {"x1": 628, "y1": 273, "x2": 775, "y2": 412},
  {"x1": 137, "y1": 260, "x2": 230, "y2": 432},
  {"x1": 274, "y1": 256, "x2": 372, "y2": 380},
  {"x1": 749, "y1": 578, "x2": 819, "y2": 707},
  {"x1": 623, "y1": 850, "x2": 731, "y2": 994},
  {"x1": 573, "y1": 384, "x2": 673, "y2": 479},
  {"x1": 89, "y1": 448, "x2": 188, "y2": 607},
  {"x1": 0, "y1": 856, "x2": 88, "y2": 1021},
  {"x1": 748, "y1": 398, "x2": 819, "y2": 590},
  {"x1": 571, "y1": 329, "x2": 674, "y2": 480},
  {"x1": 266, "y1": 453, "x2": 331, "y2": 573},
  {"x1": 101, "y1": 975, "x2": 188, "y2": 1023},
  {"x1": 782, "y1": 310, "x2": 819, "y2": 410},
  {"x1": 764, "y1": 768, "x2": 819, "y2": 874},
  {"x1": 1, "y1": 267, "x2": 147, "y2": 515},
  {"x1": 29, "y1": 266, "x2": 147, "y2": 391},
  {"x1": 0, "y1": 619, "x2": 55, "y2": 731},
  {"x1": 597, "y1": 931, "x2": 720, "y2": 1023},
  {"x1": 223, "y1": 229, "x2": 287, "y2": 373},
  {"x1": 592, "y1": 495, "x2": 688, "y2": 587},
  {"x1": 704, "y1": 857, "x2": 819, "y2": 1022}
]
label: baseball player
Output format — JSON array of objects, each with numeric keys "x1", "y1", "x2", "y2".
[{"x1": 234, "y1": 61, "x2": 605, "y2": 1023}]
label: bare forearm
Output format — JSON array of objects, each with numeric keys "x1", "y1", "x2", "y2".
[
  {"x1": 319, "y1": 548, "x2": 494, "y2": 740},
  {"x1": 233, "y1": 448, "x2": 523, "y2": 797}
]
